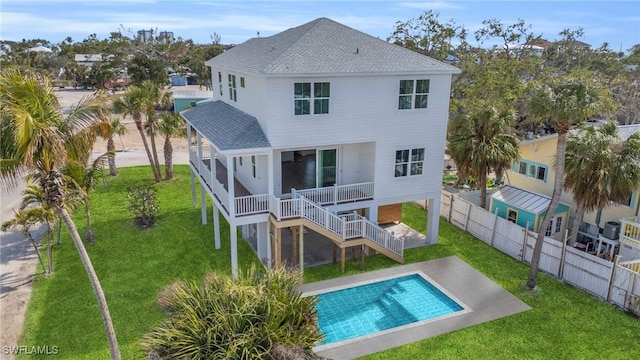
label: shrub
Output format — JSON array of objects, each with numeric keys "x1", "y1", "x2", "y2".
[
  {"x1": 127, "y1": 184, "x2": 159, "y2": 228},
  {"x1": 142, "y1": 266, "x2": 323, "y2": 359}
]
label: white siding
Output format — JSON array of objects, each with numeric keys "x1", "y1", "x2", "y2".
[{"x1": 261, "y1": 74, "x2": 451, "y2": 204}]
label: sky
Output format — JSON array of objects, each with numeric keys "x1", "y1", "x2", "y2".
[{"x1": 1, "y1": 0, "x2": 639, "y2": 52}]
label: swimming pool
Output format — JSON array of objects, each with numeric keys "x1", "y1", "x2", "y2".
[{"x1": 314, "y1": 273, "x2": 464, "y2": 345}]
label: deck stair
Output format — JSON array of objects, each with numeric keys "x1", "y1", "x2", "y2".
[{"x1": 271, "y1": 193, "x2": 404, "y2": 269}]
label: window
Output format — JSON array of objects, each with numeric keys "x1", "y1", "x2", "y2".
[
  {"x1": 513, "y1": 160, "x2": 547, "y2": 182},
  {"x1": 228, "y1": 74, "x2": 237, "y2": 101},
  {"x1": 398, "y1": 79, "x2": 430, "y2": 110},
  {"x1": 240, "y1": 77, "x2": 245, "y2": 88},
  {"x1": 233, "y1": 157, "x2": 237, "y2": 172},
  {"x1": 395, "y1": 148, "x2": 425, "y2": 177},
  {"x1": 251, "y1": 155, "x2": 256, "y2": 178},
  {"x1": 545, "y1": 222, "x2": 553, "y2": 237},
  {"x1": 239, "y1": 157, "x2": 243, "y2": 166},
  {"x1": 615, "y1": 192, "x2": 634, "y2": 207},
  {"x1": 294, "y1": 82, "x2": 330, "y2": 115},
  {"x1": 218, "y1": 72, "x2": 223, "y2": 96},
  {"x1": 507, "y1": 209, "x2": 518, "y2": 223},
  {"x1": 314, "y1": 82, "x2": 330, "y2": 114},
  {"x1": 555, "y1": 216, "x2": 562, "y2": 233}
]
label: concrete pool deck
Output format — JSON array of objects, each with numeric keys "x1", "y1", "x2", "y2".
[{"x1": 297, "y1": 256, "x2": 531, "y2": 359}]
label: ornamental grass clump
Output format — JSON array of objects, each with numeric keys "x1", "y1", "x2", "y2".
[{"x1": 142, "y1": 265, "x2": 323, "y2": 360}]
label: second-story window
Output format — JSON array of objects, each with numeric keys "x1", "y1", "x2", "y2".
[
  {"x1": 398, "y1": 79, "x2": 429, "y2": 110},
  {"x1": 294, "y1": 82, "x2": 330, "y2": 115},
  {"x1": 228, "y1": 74, "x2": 237, "y2": 101},
  {"x1": 395, "y1": 148, "x2": 425, "y2": 177},
  {"x1": 218, "y1": 72, "x2": 223, "y2": 96}
]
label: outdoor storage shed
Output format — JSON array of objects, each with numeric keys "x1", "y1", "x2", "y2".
[{"x1": 489, "y1": 185, "x2": 570, "y2": 237}]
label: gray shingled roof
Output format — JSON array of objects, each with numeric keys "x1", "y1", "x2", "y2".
[
  {"x1": 491, "y1": 185, "x2": 553, "y2": 214},
  {"x1": 206, "y1": 17, "x2": 461, "y2": 75},
  {"x1": 181, "y1": 101, "x2": 271, "y2": 151}
]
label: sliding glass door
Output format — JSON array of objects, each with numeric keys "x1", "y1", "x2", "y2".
[{"x1": 318, "y1": 149, "x2": 337, "y2": 188}]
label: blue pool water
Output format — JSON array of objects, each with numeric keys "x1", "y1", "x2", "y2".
[{"x1": 315, "y1": 273, "x2": 463, "y2": 345}]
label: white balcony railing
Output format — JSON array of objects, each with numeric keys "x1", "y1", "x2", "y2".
[
  {"x1": 235, "y1": 194, "x2": 269, "y2": 216},
  {"x1": 621, "y1": 217, "x2": 640, "y2": 249},
  {"x1": 292, "y1": 182, "x2": 374, "y2": 205}
]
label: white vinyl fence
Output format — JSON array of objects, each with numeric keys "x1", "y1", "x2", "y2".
[{"x1": 439, "y1": 190, "x2": 640, "y2": 315}]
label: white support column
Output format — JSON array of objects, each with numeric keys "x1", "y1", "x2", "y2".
[
  {"x1": 299, "y1": 224, "x2": 304, "y2": 272},
  {"x1": 200, "y1": 184, "x2": 207, "y2": 225},
  {"x1": 227, "y1": 155, "x2": 236, "y2": 217},
  {"x1": 267, "y1": 151, "x2": 274, "y2": 197},
  {"x1": 190, "y1": 168, "x2": 196, "y2": 206},
  {"x1": 368, "y1": 205, "x2": 378, "y2": 223},
  {"x1": 230, "y1": 223, "x2": 238, "y2": 279},
  {"x1": 427, "y1": 197, "x2": 440, "y2": 245},
  {"x1": 186, "y1": 124, "x2": 192, "y2": 162},
  {"x1": 257, "y1": 222, "x2": 268, "y2": 264},
  {"x1": 196, "y1": 133, "x2": 203, "y2": 160},
  {"x1": 266, "y1": 221, "x2": 272, "y2": 269},
  {"x1": 213, "y1": 203, "x2": 221, "y2": 249},
  {"x1": 210, "y1": 147, "x2": 217, "y2": 186}
]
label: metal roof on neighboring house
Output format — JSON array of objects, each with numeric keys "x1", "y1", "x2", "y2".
[
  {"x1": 180, "y1": 100, "x2": 271, "y2": 151},
  {"x1": 172, "y1": 90, "x2": 213, "y2": 99},
  {"x1": 491, "y1": 185, "x2": 555, "y2": 214},
  {"x1": 615, "y1": 124, "x2": 640, "y2": 140},
  {"x1": 205, "y1": 17, "x2": 461, "y2": 76}
]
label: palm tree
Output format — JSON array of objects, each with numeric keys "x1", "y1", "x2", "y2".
[
  {"x1": 525, "y1": 68, "x2": 614, "y2": 290},
  {"x1": 2, "y1": 208, "x2": 48, "y2": 275},
  {"x1": 93, "y1": 115, "x2": 126, "y2": 176},
  {"x1": 113, "y1": 86, "x2": 161, "y2": 182},
  {"x1": 63, "y1": 151, "x2": 112, "y2": 243},
  {"x1": 564, "y1": 122, "x2": 640, "y2": 246},
  {"x1": 141, "y1": 81, "x2": 173, "y2": 179},
  {"x1": 448, "y1": 102, "x2": 520, "y2": 209},
  {"x1": 19, "y1": 183, "x2": 59, "y2": 272},
  {"x1": 0, "y1": 68, "x2": 121, "y2": 359},
  {"x1": 156, "y1": 112, "x2": 185, "y2": 180}
]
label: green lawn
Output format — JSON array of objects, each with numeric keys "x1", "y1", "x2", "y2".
[{"x1": 19, "y1": 166, "x2": 640, "y2": 359}]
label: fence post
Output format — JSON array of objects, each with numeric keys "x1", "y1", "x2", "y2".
[
  {"x1": 521, "y1": 222, "x2": 530, "y2": 262},
  {"x1": 333, "y1": 183, "x2": 338, "y2": 205},
  {"x1": 559, "y1": 229, "x2": 568, "y2": 279},
  {"x1": 448, "y1": 193, "x2": 454, "y2": 222},
  {"x1": 490, "y1": 210, "x2": 499, "y2": 247},
  {"x1": 626, "y1": 270, "x2": 637, "y2": 311},
  {"x1": 464, "y1": 202, "x2": 472, "y2": 232},
  {"x1": 606, "y1": 255, "x2": 621, "y2": 303}
]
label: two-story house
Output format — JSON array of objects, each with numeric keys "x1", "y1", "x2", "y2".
[
  {"x1": 180, "y1": 18, "x2": 460, "y2": 276},
  {"x1": 504, "y1": 125, "x2": 640, "y2": 260}
]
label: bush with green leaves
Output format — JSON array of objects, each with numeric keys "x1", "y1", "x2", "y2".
[
  {"x1": 142, "y1": 266, "x2": 323, "y2": 359},
  {"x1": 127, "y1": 184, "x2": 159, "y2": 228}
]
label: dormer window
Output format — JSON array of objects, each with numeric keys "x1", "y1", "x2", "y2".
[{"x1": 398, "y1": 79, "x2": 429, "y2": 110}]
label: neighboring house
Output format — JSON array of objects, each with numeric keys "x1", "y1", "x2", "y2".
[
  {"x1": 75, "y1": 54, "x2": 111, "y2": 68},
  {"x1": 505, "y1": 124, "x2": 640, "y2": 259},
  {"x1": 489, "y1": 185, "x2": 571, "y2": 241},
  {"x1": 180, "y1": 18, "x2": 460, "y2": 276},
  {"x1": 169, "y1": 73, "x2": 189, "y2": 86},
  {"x1": 0, "y1": 43, "x2": 10, "y2": 57},
  {"x1": 173, "y1": 89, "x2": 212, "y2": 111}
]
